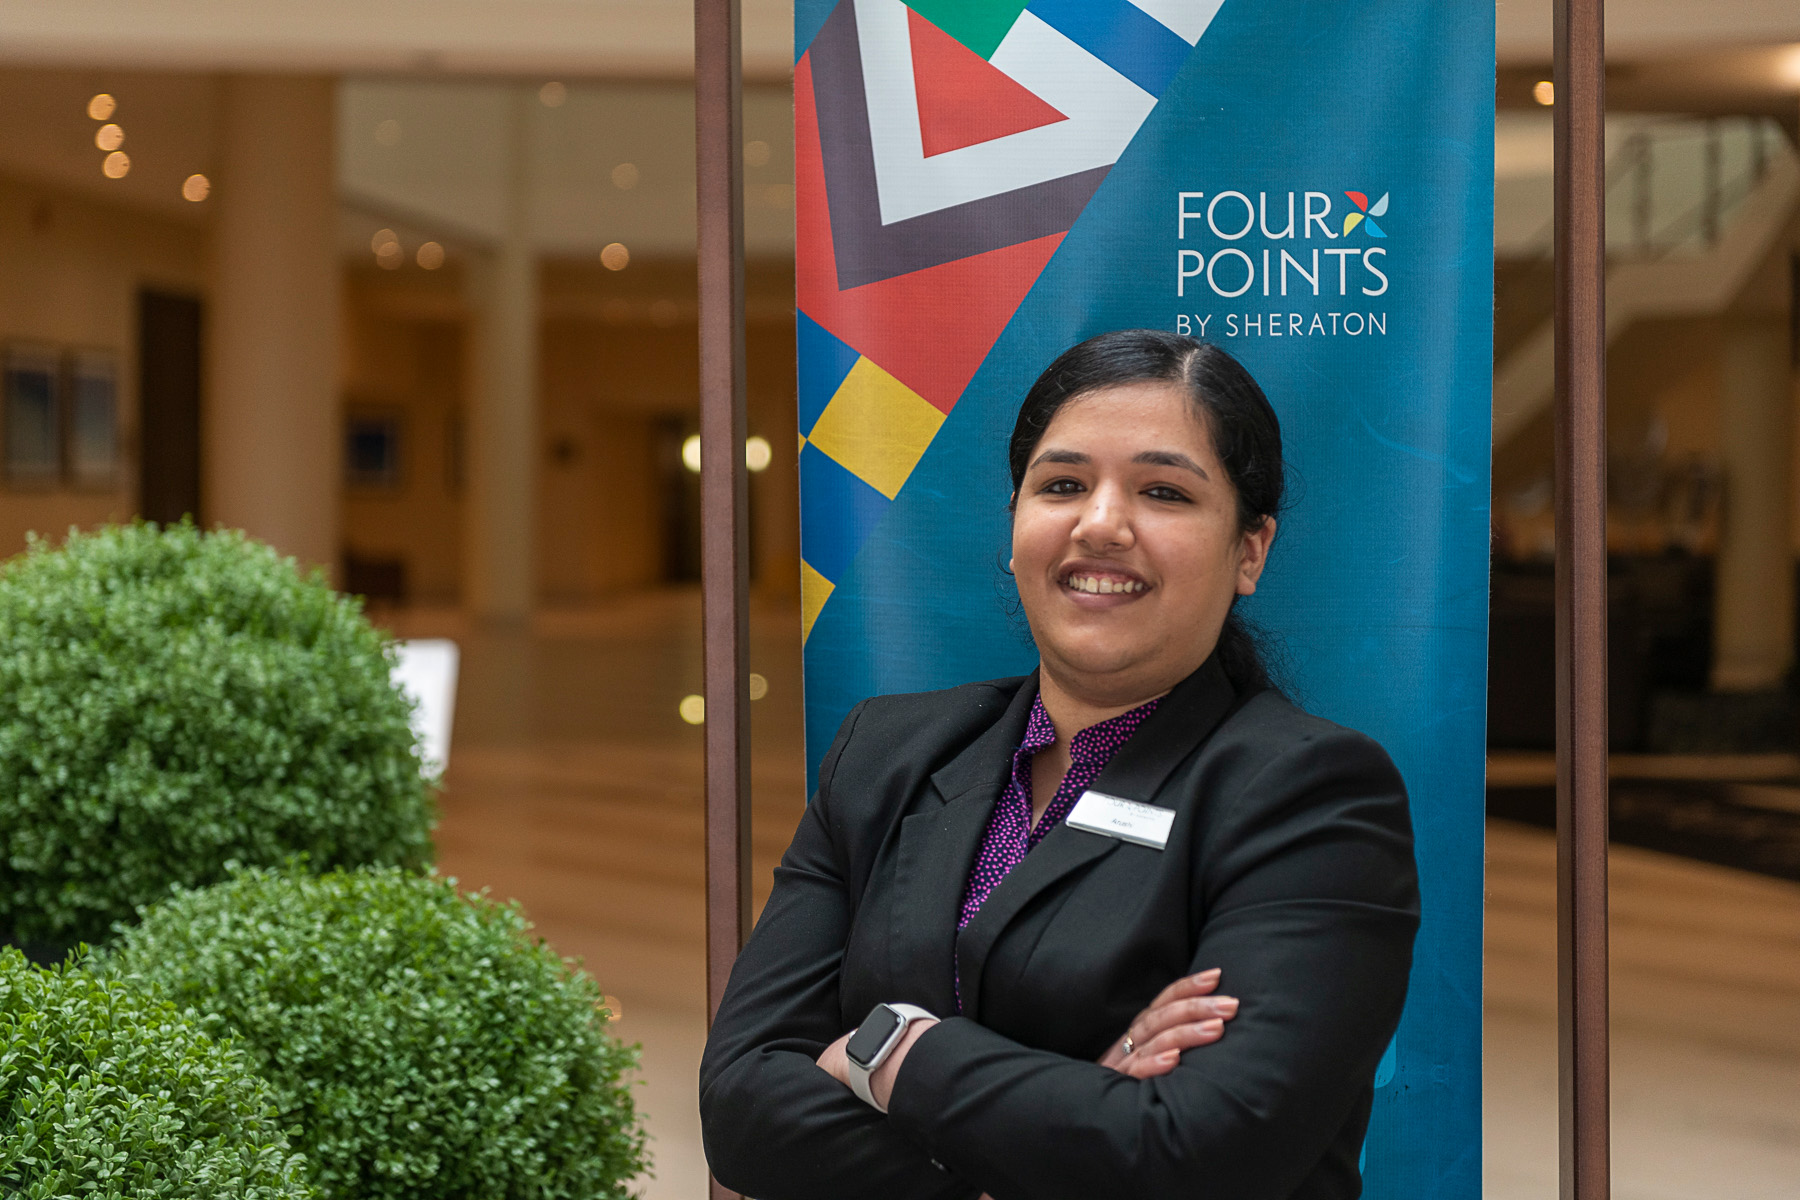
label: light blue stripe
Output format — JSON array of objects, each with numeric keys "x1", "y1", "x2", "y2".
[{"x1": 1025, "y1": 0, "x2": 1193, "y2": 96}]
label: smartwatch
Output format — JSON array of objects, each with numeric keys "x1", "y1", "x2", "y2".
[{"x1": 844, "y1": 1002, "x2": 936, "y2": 1112}]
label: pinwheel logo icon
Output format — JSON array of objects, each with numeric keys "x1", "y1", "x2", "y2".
[{"x1": 1342, "y1": 191, "x2": 1389, "y2": 237}]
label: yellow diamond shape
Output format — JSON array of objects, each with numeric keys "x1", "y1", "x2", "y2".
[
  {"x1": 805, "y1": 358, "x2": 946, "y2": 501},
  {"x1": 800, "y1": 560, "x2": 835, "y2": 642}
]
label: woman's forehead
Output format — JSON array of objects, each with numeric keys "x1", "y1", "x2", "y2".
[{"x1": 1039, "y1": 383, "x2": 1216, "y2": 455}]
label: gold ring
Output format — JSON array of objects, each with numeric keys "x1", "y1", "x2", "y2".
[{"x1": 1122, "y1": 1035, "x2": 1135, "y2": 1056}]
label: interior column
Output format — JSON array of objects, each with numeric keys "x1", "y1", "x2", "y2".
[
  {"x1": 462, "y1": 85, "x2": 538, "y2": 623},
  {"x1": 205, "y1": 75, "x2": 340, "y2": 574},
  {"x1": 1712, "y1": 315, "x2": 1795, "y2": 691}
]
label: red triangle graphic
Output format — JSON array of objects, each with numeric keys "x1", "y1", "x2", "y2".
[
  {"x1": 796, "y1": 50, "x2": 1061, "y2": 413},
  {"x1": 907, "y1": 8, "x2": 1067, "y2": 158}
]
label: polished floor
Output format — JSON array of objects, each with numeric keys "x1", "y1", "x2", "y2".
[{"x1": 390, "y1": 592, "x2": 1800, "y2": 1200}]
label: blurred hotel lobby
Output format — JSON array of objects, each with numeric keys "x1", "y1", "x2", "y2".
[{"x1": 0, "y1": 2, "x2": 1798, "y2": 1197}]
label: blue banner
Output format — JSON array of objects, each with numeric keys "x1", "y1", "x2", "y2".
[{"x1": 794, "y1": 1, "x2": 1491, "y2": 1193}]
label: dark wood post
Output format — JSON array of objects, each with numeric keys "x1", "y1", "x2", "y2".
[
  {"x1": 696, "y1": 0, "x2": 751, "y2": 1193},
  {"x1": 1553, "y1": 1, "x2": 1611, "y2": 1198}
]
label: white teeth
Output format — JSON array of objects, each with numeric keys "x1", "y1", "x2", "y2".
[{"x1": 1066, "y1": 575, "x2": 1143, "y2": 595}]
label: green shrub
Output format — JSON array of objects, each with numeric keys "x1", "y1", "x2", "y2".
[
  {"x1": 0, "y1": 946, "x2": 313, "y2": 1199},
  {"x1": 0, "y1": 522, "x2": 434, "y2": 946},
  {"x1": 100, "y1": 867, "x2": 649, "y2": 1200}
]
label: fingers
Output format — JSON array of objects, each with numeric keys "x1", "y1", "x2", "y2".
[
  {"x1": 1128, "y1": 990, "x2": 1239, "y2": 1051},
  {"x1": 1145, "y1": 967, "x2": 1221, "y2": 1011},
  {"x1": 1097, "y1": 969, "x2": 1236, "y2": 1074},
  {"x1": 1117, "y1": 1019, "x2": 1227, "y2": 1078}
]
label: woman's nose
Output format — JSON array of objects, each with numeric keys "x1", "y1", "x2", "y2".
[{"x1": 1073, "y1": 487, "x2": 1133, "y2": 550}]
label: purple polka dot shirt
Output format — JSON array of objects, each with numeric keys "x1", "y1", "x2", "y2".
[{"x1": 953, "y1": 691, "x2": 1162, "y2": 1008}]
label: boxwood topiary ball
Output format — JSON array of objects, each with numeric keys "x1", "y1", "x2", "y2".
[
  {"x1": 0, "y1": 946, "x2": 314, "y2": 1199},
  {"x1": 0, "y1": 522, "x2": 435, "y2": 947},
  {"x1": 100, "y1": 867, "x2": 649, "y2": 1200}
]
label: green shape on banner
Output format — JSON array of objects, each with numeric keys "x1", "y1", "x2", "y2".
[{"x1": 907, "y1": 0, "x2": 1030, "y2": 59}]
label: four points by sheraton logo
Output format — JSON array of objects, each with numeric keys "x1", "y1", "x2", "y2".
[{"x1": 1173, "y1": 187, "x2": 1393, "y2": 340}]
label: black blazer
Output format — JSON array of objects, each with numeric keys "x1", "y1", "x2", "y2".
[{"x1": 700, "y1": 657, "x2": 1419, "y2": 1200}]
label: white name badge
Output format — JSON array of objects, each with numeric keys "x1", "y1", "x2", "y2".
[{"x1": 1065, "y1": 790, "x2": 1175, "y2": 851}]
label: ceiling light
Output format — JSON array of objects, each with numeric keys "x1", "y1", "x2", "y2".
[
  {"x1": 181, "y1": 174, "x2": 210, "y2": 202},
  {"x1": 87, "y1": 93, "x2": 115, "y2": 121},
  {"x1": 101, "y1": 151, "x2": 130, "y2": 179}
]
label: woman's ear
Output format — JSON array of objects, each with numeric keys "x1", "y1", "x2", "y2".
[{"x1": 1234, "y1": 517, "x2": 1277, "y2": 596}]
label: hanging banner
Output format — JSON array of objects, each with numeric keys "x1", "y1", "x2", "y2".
[{"x1": 793, "y1": 0, "x2": 1490, "y2": 1194}]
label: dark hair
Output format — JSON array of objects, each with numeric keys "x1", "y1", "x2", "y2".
[{"x1": 1007, "y1": 329, "x2": 1286, "y2": 693}]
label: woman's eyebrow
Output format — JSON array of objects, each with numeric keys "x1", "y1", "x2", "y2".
[
  {"x1": 1134, "y1": 449, "x2": 1211, "y2": 480},
  {"x1": 1029, "y1": 448, "x2": 1088, "y2": 469}
]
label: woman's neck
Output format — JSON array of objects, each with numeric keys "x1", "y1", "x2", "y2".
[{"x1": 1036, "y1": 665, "x2": 1175, "y2": 744}]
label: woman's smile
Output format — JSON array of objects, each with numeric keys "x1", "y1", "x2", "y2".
[{"x1": 1058, "y1": 561, "x2": 1151, "y2": 600}]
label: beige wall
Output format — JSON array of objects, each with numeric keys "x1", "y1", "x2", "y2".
[
  {"x1": 0, "y1": 170, "x2": 205, "y2": 557},
  {"x1": 342, "y1": 256, "x2": 801, "y2": 608}
]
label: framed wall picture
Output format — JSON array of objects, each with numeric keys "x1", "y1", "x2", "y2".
[
  {"x1": 4, "y1": 343, "x2": 62, "y2": 488},
  {"x1": 345, "y1": 408, "x2": 404, "y2": 489},
  {"x1": 67, "y1": 348, "x2": 121, "y2": 490}
]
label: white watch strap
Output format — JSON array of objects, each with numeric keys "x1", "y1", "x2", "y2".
[{"x1": 849, "y1": 1003, "x2": 936, "y2": 1113}]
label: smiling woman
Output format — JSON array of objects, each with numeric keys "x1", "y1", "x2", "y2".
[{"x1": 700, "y1": 330, "x2": 1418, "y2": 1200}]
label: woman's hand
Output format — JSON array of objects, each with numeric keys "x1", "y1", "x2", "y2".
[{"x1": 1097, "y1": 967, "x2": 1238, "y2": 1078}]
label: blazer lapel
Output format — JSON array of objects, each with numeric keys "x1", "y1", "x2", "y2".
[
  {"x1": 954, "y1": 655, "x2": 1242, "y2": 1016},
  {"x1": 885, "y1": 675, "x2": 1037, "y2": 1016}
]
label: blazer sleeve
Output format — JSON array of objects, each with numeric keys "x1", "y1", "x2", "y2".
[
  {"x1": 883, "y1": 726, "x2": 1420, "y2": 1200},
  {"x1": 698, "y1": 701, "x2": 980, "y2": 1200}
]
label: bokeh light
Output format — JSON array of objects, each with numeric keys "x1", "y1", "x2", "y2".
[
  {"x1": 611, "y1": 162, "x2": 640, "y2": 190},
  {"x1": 600, "y1": 242, "x2": 630, "y2": 271},
  {"x1": 745, "y1": 435, "x2": 772, "y2": 472},
  {"x1": 87, "y1": 94, "x2": 116, "y2": 121},
  {"x1": 101, "y1": 151, "x2": 130, "y2": 179},
  {"x1": 1533, "y1": 80, "x2": 1554, "y2": 106},
  {"x1": 749, "y1": 673, "x2": 769, "y2": 701},
  {"x1": 539, "y1": 81, "x2": 567, "y2": 107},
  {"x1": 681, "y1": 434, "x2": 702, "y2": 474},
  {"x1": 182, "y1": 174, "x2": 210, "y2": 202},
  {"x1": 95, "y1": 124, "x2": 124, "y2": 152},
  {"x1": 678, "y1": 695, "x2": 705, "y2": 725},
  {"x1": 417, "y1": 241, "x2": 446, "y2": 270}
]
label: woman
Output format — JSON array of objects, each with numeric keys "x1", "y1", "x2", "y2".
[{"x1": 700, "y1": 330, "x2": 1418, "y2": 1200}]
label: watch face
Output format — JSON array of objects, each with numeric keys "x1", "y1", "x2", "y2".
[{"x1": 845, "y1": 1005, "x2": 904, "y2": 1068}]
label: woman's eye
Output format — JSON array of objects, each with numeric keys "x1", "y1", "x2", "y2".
[
  {"x1": 1041, "y1": 478, "x2": 1084, "y2": 495},
  {"x1": 1144, "y1": 485, "x2": 1189, "y2": 502}
]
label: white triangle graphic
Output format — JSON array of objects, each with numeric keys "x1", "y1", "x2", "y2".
[{"x1": 855, "y1": 0, "x2": 1221, "y2": 227}]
